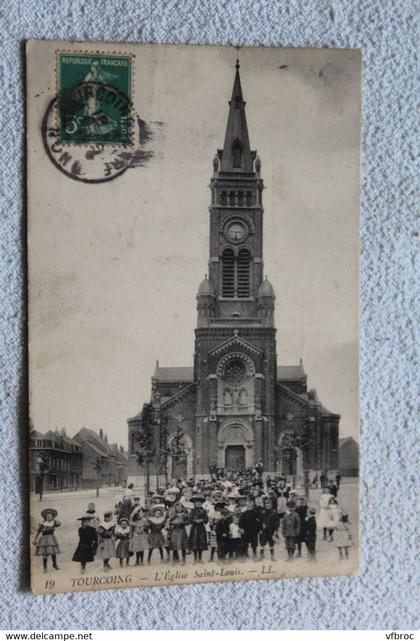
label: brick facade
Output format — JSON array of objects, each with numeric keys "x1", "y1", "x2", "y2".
[{"x1": 128, "y1": 63, "x2": 339, "y2": 483}]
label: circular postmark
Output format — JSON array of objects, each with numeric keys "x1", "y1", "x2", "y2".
[{"x1": 42, "y1": 82, "x2": 150, "y2": 184}]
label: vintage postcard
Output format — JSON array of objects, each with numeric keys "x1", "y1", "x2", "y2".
[{"x1": 27, "y1": 40, "x2": 361, "y2": 594}]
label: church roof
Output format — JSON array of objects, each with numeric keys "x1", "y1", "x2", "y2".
[
  {"x1": 153, "y1": 366, "x2": 194, "y2": 382},
  {"x1": 277, "y1": 363, "x2": 306, "y2": 380},
  {"x1": 219, "y1": 61, "x2": 255, "y2": 173}
]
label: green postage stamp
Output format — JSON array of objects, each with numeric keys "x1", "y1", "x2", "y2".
[{"x1": 57, "y1": 52, "x2": 133, "y2": 144}]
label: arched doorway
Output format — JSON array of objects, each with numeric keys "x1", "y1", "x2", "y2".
[
  {"x1": 225, "y1": 444, "x2": 246, "y2": 469},
  {"x1": 217, "y1": 420, "x2": 254, "y2": 469}
]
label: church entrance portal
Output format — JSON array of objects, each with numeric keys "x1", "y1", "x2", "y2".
[{"x1": 225, "y1": 445, "x2": 246, "y2": 470}]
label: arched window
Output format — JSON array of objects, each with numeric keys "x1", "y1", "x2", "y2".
[
  {"x1": 220, "y1": 191, "x2": 227, "y2": 206},
  {"x1": 237, "y1": 191, "x2": 244, "y2": 206},
  {"x1": 245, "y1": 191, "x2": 253, "y2": 206},
  {"x1": 221, "y1": 248, "x2": 251, "y2": 298}
]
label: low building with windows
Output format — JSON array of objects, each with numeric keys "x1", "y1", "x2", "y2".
[
  {"x1": 73, "y1": 427, "x2": 128, "y2": 489},
  {"x1": 339, "y1": 437, "x2": 359, "y2": 476},
  {"x1": 29, "y1": 428, "x2": 82, "y2": 492}
]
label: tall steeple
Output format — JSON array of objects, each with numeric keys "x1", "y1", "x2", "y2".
[
  {"x1": 199, "y1": 60, "x2": 268, "y2": 324},
  {"x1": 219, "y1": 60, "x2": 254, "y2": 173}
]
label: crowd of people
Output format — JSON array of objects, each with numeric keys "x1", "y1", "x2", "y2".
[{"x1": 32, "y1": 467, "x2": 352, "y2": 574}]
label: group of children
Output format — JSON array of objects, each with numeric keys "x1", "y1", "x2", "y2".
[{"x1": 33, "y1": 471, "x2": 352, "y2": 574}]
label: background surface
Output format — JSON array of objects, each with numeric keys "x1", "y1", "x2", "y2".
[{"x1": 0, "y1": 0, "x2": 417, "y2": 630}]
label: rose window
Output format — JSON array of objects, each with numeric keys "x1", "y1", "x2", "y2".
[{"x1": 224, "y1": 359, "x2": 246, "y2": 385}]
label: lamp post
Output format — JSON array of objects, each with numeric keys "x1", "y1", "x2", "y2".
[
  {"x1": 170, "y1": 426, "x2": 187, "y2": 480},
  {"x1": 294, "y1": 418, "x2": 315, "y2": 501},
  {"x1": 36, "y1": 454, "x2": 49, "y2": 502},
  {"x1": 94, "y1": 457, "x2": 102, "y2": 497}
]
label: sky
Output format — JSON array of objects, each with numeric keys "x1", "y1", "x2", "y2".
[{"x1": 28, "y1": 42, "x2": 361, "y2": 448}]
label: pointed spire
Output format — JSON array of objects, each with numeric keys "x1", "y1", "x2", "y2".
[{"x1": 220, "y1": 61, "x2": 254, "y2": 173}]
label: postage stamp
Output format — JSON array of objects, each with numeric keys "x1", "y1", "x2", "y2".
[{"x1": 57, "y1": 52, "x2": 133, "y2": 144}]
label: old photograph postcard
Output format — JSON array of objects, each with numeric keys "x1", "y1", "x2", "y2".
[{"x1": 27, "y1": 40, "x2": 361, "y2": 594}]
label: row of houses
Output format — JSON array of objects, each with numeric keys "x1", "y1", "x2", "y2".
[{"x1": 29, "y1": 427, "x2": 128, "y2": 492}]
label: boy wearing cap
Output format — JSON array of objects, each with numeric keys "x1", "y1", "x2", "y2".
[
  {"x1": 239, "y1": 497, "x2": 261, "y2": 560},
  {"x1": 259, "y1": 497, "x2": 280, "y2": 560},
  {"x1": 281, "y1": 500, "x2": 301, "y2": 561}
]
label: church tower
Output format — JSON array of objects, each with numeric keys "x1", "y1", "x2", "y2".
[
  {"x1": 194, "y1": 61, "x2": 277, "y2": 473},
  {"x1": 128, "y1": 61, "x2": 339, "y2": 485}
]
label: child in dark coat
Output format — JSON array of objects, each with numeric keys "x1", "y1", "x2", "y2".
[
  {"x1": 188, "y1": 496, "x2": 208, "y2": 563},
  {"x1": 72, "y1": 515, "x2": 98, "y2": 574},
  {"x1": 215, "y1": 507, "x2": 231, "y2": 560},
  {"x1": 239, "y1": 497, "x2": 262, "y2": 560},
  {"x1": 295, "y1": 497, "x2": 308, "y2": 558},
  {"x1": 305, "y1": 507, "x2": 317, "y2": 561},
  {"x1": 114, "y1": 518, "x2": 132, "y2": 566},
  {"x1": 259, "y1": 498, "x2": 280, "y2": 560}
]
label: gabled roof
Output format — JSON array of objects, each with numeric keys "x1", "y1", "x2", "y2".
[
  {"x1": 277, "y1": 364, "x2": 306, "y2": 380},
  {"x1": 153, "y1": 367, "x2": 194, "y2": 382},
  {"x1": 209, "y1": 334, "x2": 263, "y2": 358},
  {"x1": 73, "y1": 427, "x2": 114, "y2": 458}
]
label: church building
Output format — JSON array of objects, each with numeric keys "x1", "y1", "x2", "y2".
[{"x1": 128, "y1": 62, "x2": 339, "y2": 483}]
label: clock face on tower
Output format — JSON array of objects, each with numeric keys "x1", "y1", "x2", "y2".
[{"x1": 224, "y1": 219, "x2": 248, "y2": 244}]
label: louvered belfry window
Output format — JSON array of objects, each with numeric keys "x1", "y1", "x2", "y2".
[
  {"x1": 222, "y1": 248, "x2": 251, "y2": 298},
  {"x1": 237, "y1": 249, "x2": 251, "y2": 297},
  {"x1": 222, "y1": 248, "x2": 235, "y2": 297}
]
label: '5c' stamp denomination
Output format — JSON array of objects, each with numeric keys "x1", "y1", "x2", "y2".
[{"x1": 57, "y1": 52, "x2": 133, "y2": 145}]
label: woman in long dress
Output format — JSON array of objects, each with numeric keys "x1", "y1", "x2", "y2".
[{"x1": 318, "y1": 488, "x2": 334, "y2": 540}]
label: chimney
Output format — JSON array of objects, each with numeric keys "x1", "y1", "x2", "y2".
[
  {"x1": 99, "y1": 428, "x2": 104, "y2": 439},
  {"x1": 120, "y1": 446, "x2": 124, "y2": 454},
  {"x1": 104, "y1": 434, "x2": 108, "y2": 443}
]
